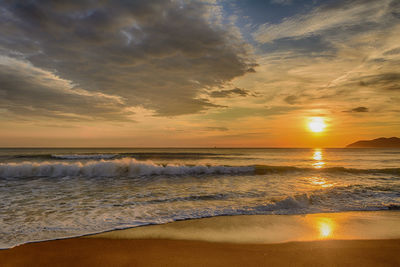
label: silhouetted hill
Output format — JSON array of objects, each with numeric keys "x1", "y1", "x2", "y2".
[{"x1": 346, "y1": 137, "x2": 400, "y2": 148}]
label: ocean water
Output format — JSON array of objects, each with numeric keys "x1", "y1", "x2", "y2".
[{"x1": 0, "y1": 148, "x2": 399, "y2": 248}]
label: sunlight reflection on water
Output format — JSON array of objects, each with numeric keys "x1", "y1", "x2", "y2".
[
  {"x1": 312, "y1": 149, "x2": 325, "y2": 169},
  {"x1": 308, "y1": 176, "x2": 333, "y2": 188}
]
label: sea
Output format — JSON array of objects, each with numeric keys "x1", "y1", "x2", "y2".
[{"x1": 1, "y1": 147, "x2": 399, "y2": 248}]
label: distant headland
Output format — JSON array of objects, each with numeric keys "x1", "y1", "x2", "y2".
[{"x1": 346, "y1": 137, "x2": 400, "y2": 148}]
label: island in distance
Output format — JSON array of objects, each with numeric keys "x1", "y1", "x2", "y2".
[{"x1": 346, "y1": 137, "x2": 400, "y2": 148}]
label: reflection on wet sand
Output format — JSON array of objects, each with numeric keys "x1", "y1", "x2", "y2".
[
  {"x1": 90, "y1": 211, "x2": 400, "y2": 244},
  {"x1": 316, "y1": 217, "x2": 334, "y2": 238}
]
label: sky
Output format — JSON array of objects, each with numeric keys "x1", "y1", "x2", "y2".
[{"x1": 0, "y1": 0, "x2": 399, "y2": 147}]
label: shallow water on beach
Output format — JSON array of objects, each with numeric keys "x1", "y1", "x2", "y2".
[
  {"x1": 91, "y1": 211, "x2": 400, "y2": 244},
  {"x1": 1, "y1": 148, "x2": 400, "y2": 248}
]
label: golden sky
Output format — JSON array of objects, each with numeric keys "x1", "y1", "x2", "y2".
[{"x1": 1, "y1": 0, "x2": 399, "y2": 147}]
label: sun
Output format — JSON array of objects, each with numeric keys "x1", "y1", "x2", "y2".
[{"x1": 308, "y1": 117, "x2": 326, "y2": 133}]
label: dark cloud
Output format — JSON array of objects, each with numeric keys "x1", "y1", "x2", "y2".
[
  {"x1": 344, "y1": 106, "x2": 369, "y2": 113},
  {"x1": 383, "y1": 47, "x2": 400, "y2": 56},
  {"x1": 358, "y1": 73, "x2": 400, "y2": 91},
  {"x1": 0, "y1": 0, "x2": 255, "y2": 118},
  {"x1": 389, "y1": 0, "x2": 400, "y2": 19},
  {"x1": 284, "y1": 95, "x2": 298, "y2": 105},
  {"x1": 0, "y1": 56, "x2": 131, "y2": 121},
  {"x1": 209, "y1": 88, "x2": 251, "y2": 98}
]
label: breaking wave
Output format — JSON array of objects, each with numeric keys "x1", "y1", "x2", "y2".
[
  {"x1": 247, "y1": 185, "x2": 400, "y2": 214},
  {"x1": 0, "y1": 159, "x2": 253, "y2": 178},
  {"x1": 1, "y1": 159, "x2": 400, "y2": 178}
]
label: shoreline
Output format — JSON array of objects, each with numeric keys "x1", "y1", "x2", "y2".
[
  {"x1": 2, "y1": 210, "x2": 400, "y2": 249},
  {"x1": 1, "y1": 211, "x2": 400, "y2": 266}
]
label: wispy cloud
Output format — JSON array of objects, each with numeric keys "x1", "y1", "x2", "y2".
[
  {"x1": 247, "y1": 0, "x2": 400, "y2": 116},
  {"x1": 357, "y1": 73, "x2": 400, "y2": 91},
  {"x1": 253, "y1": 0, "x2": 392, "y2": 43},
  {"x1": 344, "y1": 107, "x2": 369, "y2": 113},
  {"x1": 209, "y1": 87, "x2": 251, "y2": 98}
]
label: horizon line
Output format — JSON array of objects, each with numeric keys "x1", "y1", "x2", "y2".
[{"x1": 0, "y1": 146, "x2": 355, "y2": 149}]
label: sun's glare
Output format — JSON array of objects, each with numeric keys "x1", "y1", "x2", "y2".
[{"x1": 308, "y1": 117, "x2": 326, "y2": 133}]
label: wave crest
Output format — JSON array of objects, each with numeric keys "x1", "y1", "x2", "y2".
[
  {"x1": 248, "y1": 185, "x2": 400, "y2": 214},
  {"x1": 0, "y1": 159, "x2": 254, "y2": 178},
  {"x1": 1, "y1": 160, "x2": 399, "y2": 178}
]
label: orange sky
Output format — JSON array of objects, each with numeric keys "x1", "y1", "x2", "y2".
[{"x1": 0, "y1": 0, "x2": 399, "y2": 147}]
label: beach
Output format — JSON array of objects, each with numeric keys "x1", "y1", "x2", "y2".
[
  {"x1": 2, "y1": 212, "x2": 400, "y2": 266},
  {"x1": 2, "y1": 238, "x2": 400, "y2": 267}
]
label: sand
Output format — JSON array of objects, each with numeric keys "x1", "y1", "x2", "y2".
[
  {"x1": 2, "y1": 212, "x2": 400, "y2": 266},
  {"x1": 1, "y1": 238, "x2": 400, "y2": 267}
]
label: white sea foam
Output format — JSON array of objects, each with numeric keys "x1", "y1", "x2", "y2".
[
  {"x1": 0, "y1": 158, "x2": 254, "y2": 178},
  {"x1": 1, "y1": 159, "x2": 399, "y2": 178}
]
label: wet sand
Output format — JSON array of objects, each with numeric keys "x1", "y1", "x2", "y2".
[
  {"x1": 2, "y1": 212, "x2": 400, "y2": 266},
  {"x1": 89, "y1": 211, "x2": 400, "y2": 243},
  {"x1": 1, "y1": 238, "x2": 400, "y2": 267}
]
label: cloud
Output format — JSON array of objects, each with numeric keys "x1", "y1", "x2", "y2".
[
  {"x1": 284, "y1": 95, "x2": 298, "y2": 105},
  {"x1": 358, "y1": 73, "x2": 400, "y2": 91},
  {"x1": 245, "y1": 0, "x2": 400, "y2": 120},
  {"x1": 383, "y1": 47, "x2": 400, "y2": 56},
  {"x1": 0, "y1": 56, "x2": 131, "y2": 120},
  {"x1": 0, "y1": 0, "x2": 255, "y2": 118},
  {"x1": 270, "y1": 0, "x2": 292, "y2": 6},
  {"x1": 258, "y1": 35, "x2": 335, "y2": 55},
  {"x1": 209, "y1": 87, "x2": 251, "y2": 98},
  {"x1": 205, "y1": 105, "x2": 300, "y2": 121},
  {"x1": 344, "y1": 106, "x2": 369, "y2": 113},
  {"x1": 253, "y1": 0, "x2": 394, "y2": 43}
]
